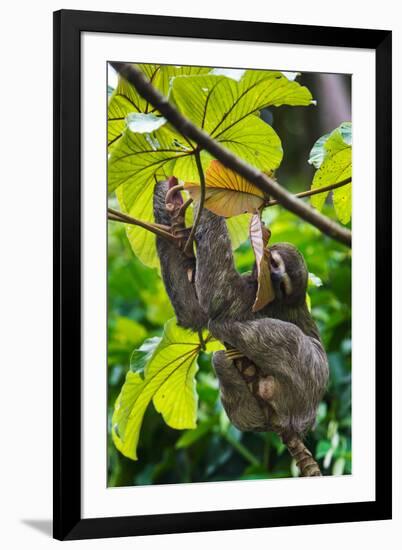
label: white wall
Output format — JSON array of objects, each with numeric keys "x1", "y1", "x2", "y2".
[{"x1": 0, "y1": 1, "x2": 400, "y2": 548}]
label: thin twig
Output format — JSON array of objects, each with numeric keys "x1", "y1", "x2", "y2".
[
  {"x1": 110, "y1": 63, "x2": 352, "y2": 248},
  {"x1": 108, "y1": 207, "x2": 176, "y2": 242},
  {"x1": 265, "y1": 177, "x2": 352, "y2": 207},
  {"x1": 183, "y1": 150, "x2": 206, "y2": 255},
  {"x1": 108, "y1": 207, "x2": 171, "y2": 231}
]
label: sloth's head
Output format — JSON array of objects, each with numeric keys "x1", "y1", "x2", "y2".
[{"x1": 268, "y1": 243, "x2": 309, "y2": 307}]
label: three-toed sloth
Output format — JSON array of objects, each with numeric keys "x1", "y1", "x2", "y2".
[{"x1": 153, "y1": 180, "x2": 329, "y2": 442}]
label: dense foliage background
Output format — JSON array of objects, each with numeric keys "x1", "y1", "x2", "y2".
[{"x1": 107, "y1": 71, "x2": 351, "y2": 486}]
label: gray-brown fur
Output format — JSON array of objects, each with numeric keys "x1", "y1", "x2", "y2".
[
  {"x1": 154, "y1": 182, "x2": 329, "y2": 447},
  {"x1": 194, "y1": 209, "x2": 328, "y2": 438},
  {"x1": 153, "y1": 181, "x2": 207, "y2": 331}
]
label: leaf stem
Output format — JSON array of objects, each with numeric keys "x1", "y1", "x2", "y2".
[{"x1": 183, "y1": 150, "x2": 206, "y2": 255}]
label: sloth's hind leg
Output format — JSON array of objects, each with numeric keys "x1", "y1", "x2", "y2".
[{"x1": 212, "y1": 350, "x2": 269, "y2": 432}]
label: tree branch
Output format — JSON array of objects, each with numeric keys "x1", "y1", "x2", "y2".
[
  {"x1": 264, "y1": 177, "x2": 352, "y2": 207},
  {"x1": 108, "y1": 207, "x2": 177, "y2": 243},
  {"x1": 109, "y1": 177, "x2": 350, "y2": 243},
  {"x1": 110, "y1": 62, "x2": 352, "y2": 248}
]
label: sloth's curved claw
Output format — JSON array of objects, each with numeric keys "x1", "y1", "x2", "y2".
[{"x1": 224, "y1": 349, "x2": 245, "y2": 360}]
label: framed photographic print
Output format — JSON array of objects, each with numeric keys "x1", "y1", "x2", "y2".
[{"x1": 53, "y1": 9, "x2": 392, "y2": 541}]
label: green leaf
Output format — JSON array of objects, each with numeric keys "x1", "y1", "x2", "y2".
[
  {"x1": 110, "y1": 125, "x2": 192, "y2": 267},
  {"x1": 126, "y1": 113, "x2": 167, "y2": 133},
  {"x1": 170, "y1": 70, "x2": 313, "y2": 170},
  {"x1": 129, "y1": 336, "x2": 161, "y2": 373},
  {"x1": 108, "y1": 64, "x2": 161, "y2": 148},
  {"x1": 336, "y1": 122, "x2": 352, "y2": 146},
  {"x1": 109, "y1": 67, "x2": 314, "y2": 266},
  {"x1": 112, "y1": 317, "x2": 147, "y2": 348},
  {"x1": 309, "y1": 122, "x2": 352, "y2": 169},
  {"x1": 170, "y1": 71, "x2": 312, "y2": 173},
  {"x1": 171, "y1": 70, "x2": 313, "y2": 137},
  {"x1": 309, "y1": 122, "x2": 352, "y2": 224},
  {"x1": 235, "y1": 69, "x2": 314, "y2": 110},
  {"x1": 226, "y1": 213, "x2": 252, "y2": 250},
  {"x1": 108, "y1": 64, "x2": 210, "y2": 149},
  {"x1": 172, "y1": 149, "x2": 213, "y2": 182},
  {"x1": 211, "y1": 68, "x2": 245, "y2": 81},
  {"x1": 175, "y1": 417, "x2": 216, "y2": 449},
  {"x1": 203, "y1": 335, "x2": 226, "y2": 353},
  {"x1": 109, "y1": 125, "x2": 185, "y2": 196},
  {"x1": 219, "y1": 115, "x2": 282, "y2": 172},
  {"x1": 169, "y1": 71, "x2": 314, "y2": 172},
  {"x1": 157, "y1": 65, "x2": 211, "y2": 96},
  {"x1": 112, "y1": 319, "x2": 202, "y2": 460},
  {"x1": 115, "y1": 182, "x2": 159, "y2": 269},
  {"x1": 308, "y1": 132, "x2": 330, "y2": 169}
]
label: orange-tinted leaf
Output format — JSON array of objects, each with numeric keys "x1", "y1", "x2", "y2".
[
  {"x1": 185, "y1": 160, "x2": 266, "y2": 217},
  {"x1": 250, "y1": 213, "x2": 275, "y2": 312}
]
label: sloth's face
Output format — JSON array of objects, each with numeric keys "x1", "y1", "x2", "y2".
[{"x1": 268, "y1": 243, "x2": 308, "y2": 306}]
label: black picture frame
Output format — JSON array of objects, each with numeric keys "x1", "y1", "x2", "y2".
[{"x1": 53, "y1": 9, "x2": 392, "y2": 541}]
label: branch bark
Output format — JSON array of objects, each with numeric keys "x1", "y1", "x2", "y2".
[
  {"x1": 108, "y1": 207, "x2": 177, "y2": 242},
  {"x1": 265, "y1": 177, "x2": 351, "y2": 207},
  {"x1": 110, "y1": 62, "x2": 352, "y2": 248}
]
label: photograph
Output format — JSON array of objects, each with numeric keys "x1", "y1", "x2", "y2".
[
  {"x1": 0, "y1": 2, "x2": 396, "y2": 546},
  {"x1": 107, "y1": 62, "x2": 352, "y2": 487}
]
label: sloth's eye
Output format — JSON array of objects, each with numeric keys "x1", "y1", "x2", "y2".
[{"x1": 270, "y1": 256, "x2": 279, "y2": 269}]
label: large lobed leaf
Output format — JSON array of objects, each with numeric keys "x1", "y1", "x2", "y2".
[
  {"x1": 112, "y1": 319, "x2": 223, "y2": 460},
  {"x1": 170, "y1": 71, "x2": 312, "y2": 173},
  {"x1": 108, "y1": 124, "x2": 185, "y2": 197},
  {"x1": 108, "y1": 66, "x2": 314, "y2": 266},
  {"x1": 309, "y1": 122, "x2": 352, "y2": 224},
  {"x1": 169, "y1": 69, "x2": 313, "y2": 170},
  {"x1": 108, "y1": 64, "x2": 210, "y2": 149},
  {"x1": 185, "y1": 160, "x2": 266, "y2": 217},
  {"x1": 109, "y1": 119, "x2": 212, "y2": 267},
  {"x1": 170, "y1": 70, "x2": 313, "y2": 138},
  {"x1": 109, "y1": 124, "x2": 202, "y2": 268},
  {"x1": 226, "y1": 213, "x2": 252, "y2": 250}
]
